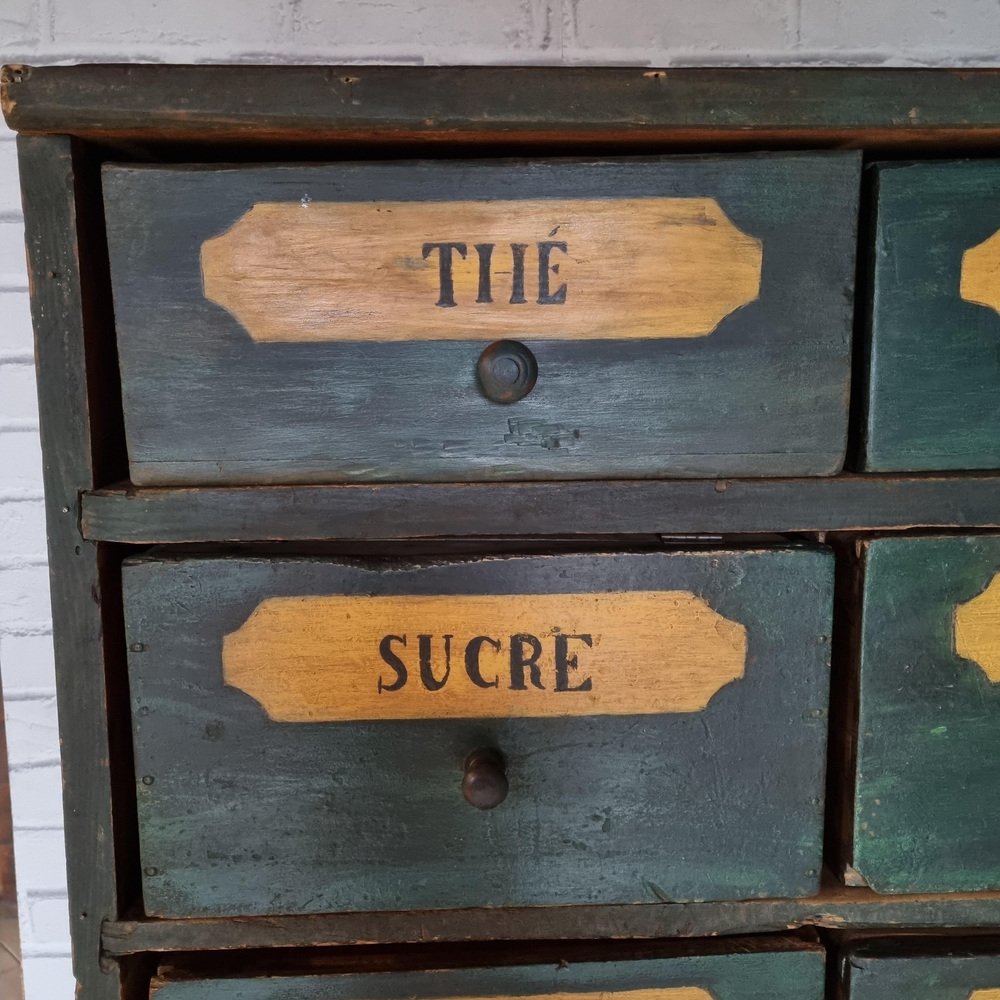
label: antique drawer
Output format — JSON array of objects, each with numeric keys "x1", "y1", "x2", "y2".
[
  {"x1": 124, "y1": 548, "x2": 833, "y2": 917},
  {"x1": 865, "y1": 161, "x2": 1000, "y2": 471},
  {"x1": 150, "y1": 945, "x2": 826, "y2": 1000},
  {"x1": 103, "y1": 152, "x2": 860, "y2": 485},
  {"x1": 851, "y1": 535, "x2": 1000, "y2": 892},
  {"x1": 846, "y1": 951, "x2": 1000, "y2": 1000}
]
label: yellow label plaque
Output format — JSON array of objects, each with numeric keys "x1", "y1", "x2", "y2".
[
  {"x1": 154, "y1": 988, "x2": 713, "y2": 1000},
  {"x1": 955, "y1": 572, "x2": 1000, "y2": 682},
  {"x1": 201, "y1": 197, "x2": 762, "y2": 343},
  {"x1": 222, "y1": 591, "x2": 748, "y2": 722},
  {"x1": 961, "y1": 229, "x2": 1000, "y2": 315},
  {"x1": 434, "y1": 992, "x2": 713, "y2": 1000}
]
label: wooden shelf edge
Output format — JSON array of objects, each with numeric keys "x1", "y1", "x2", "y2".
[
  {"x1": 10, "y1": 65, "x2": 1000, "y2": 144},
  {"x1": 101, "y1": 888, "x2": 1000, "y2": 957},
  {"x1": 82, "y1": 474, "x2": 1000, "y2": 543}
]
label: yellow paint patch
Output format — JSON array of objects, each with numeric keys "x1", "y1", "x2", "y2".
[
  {"x1": 954, "y1": 572, "x2": 1000, "y2": 682},
  {"x1": 201, "y1": 197, "x2": 762, "y2": 342},
  {"x1": 444, "y1": 991, "x2": 713, "y2": 1000},
  {"x1": 152, "y1": 989, "x2": 713, "y2": 1000},
  {"x1": 222, "y1": 591, "x2": 748, "y2": 722},
  {"x1": 961, "y1": 229, "x2": 1000, "y2": 315},
  {"x1": 969, "y1": 991, "x2": 1000, "y2": 1000}
]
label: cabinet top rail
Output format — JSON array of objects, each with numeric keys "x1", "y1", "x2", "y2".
[{"x1": 7, "y1": 64, "x2": 1000, "y2": 144}]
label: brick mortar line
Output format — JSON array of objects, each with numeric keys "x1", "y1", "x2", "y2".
[
  {"x1": 0, "y1": 623, "x2": 53, "y2": 637},
  {"x1": 0, "y1": 557, "x2": 51, "y2": 570}
]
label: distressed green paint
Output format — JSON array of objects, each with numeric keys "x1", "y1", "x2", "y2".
[
  {"x1": 853, "y1": 535, "x2": 1000, "y2": 892},
  {"x1": 865, "y1": 161, "x2": 1000, "y2": 471},
  {"x1": 124, "y1": 549, "x2": 833, "y2": 918},
  {"x1": 153, "y1": 950, "x2": 825, "y2": 1000},
  {"x1": 103, "y1": 154, "x2": 858, "y2": 484},
  {"x1": 847, "y1": 953, "x2": 1000, "y2": 1000}
]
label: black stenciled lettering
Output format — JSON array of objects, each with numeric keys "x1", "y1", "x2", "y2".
[
  {"x1": 555, "y1": 633, "x2": 594, "y2": 692},
  {"x1": 509, "y1": 243, "x2": 528, "y2": 304},
  {"x1": 418, "y1": 633, "x2": 452, "y2": 691},
  {"x1": 377, "y1": 635, "x2": 408, "y2": 693},
  {"x1": 510, "y1": 633, "x2": 545, "y2": 690},
  {"x1": 537, "y1": 241, "x2": 568, "y2": 304},
  {"x1": 474, "y1": 243, "x2": 495, "y2": 303},
  {"x1": 422, "y1": 242, "x2": 467, "y2": 307},
  {"x1": 465, "y1": 635, "x2": 502, "y2": 688}
]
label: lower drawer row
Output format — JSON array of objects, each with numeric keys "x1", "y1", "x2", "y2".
[
  {"x1": 123, "y1": 534, "x2": 1000, "y2": 918},
  {"x1": 150, "y1": 945, "x2": 1000, "y2": 1000}
]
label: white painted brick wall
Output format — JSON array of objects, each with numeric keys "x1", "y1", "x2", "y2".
[
  {"x1": 1, "y1": 1, "x2": 998, "y2": 996},
  {"x1": 0, "y1": 291, "x2": 33, "y2": 360}
]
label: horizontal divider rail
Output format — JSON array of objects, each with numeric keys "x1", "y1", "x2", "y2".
[
  {"x1": 103, "y1": 883, "x2": 1000, "y2": 957},
  {"x1": 83, "y1": 474, "x2": 1000, "y2": 543}
]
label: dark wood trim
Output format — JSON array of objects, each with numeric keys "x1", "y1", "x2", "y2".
[
  {"x1": 149, "y1": 935, "x2": 824, "y2": 985},
  {"x1": 9, "y1": 66, "x2": 1000, "y2": 147},
  {"x1": 82, "y1": 474, "x2": 1000, "y2": 543},
  {"x1": 18, "y1": 134, "x2": 124, "y2": 999},
  {"x1": 102, "y1": 884, "x2": 1000, "y2": 957}
]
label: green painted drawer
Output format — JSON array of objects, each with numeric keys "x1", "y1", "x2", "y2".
[
  {"x1": 865, "y1": 160, "x2": 1000, "y2": 471},
  {"x1": 852, "y1": 535, "x2": 1000, "y2": 892},
  {"x1": 846, "y1": 951, "x2": 1000, "y2": 1000},
  {"x1": 124, "y1": 548, "x2": 833, "y2": 918},
  {"x1": 104, "y1": 152, "x2": 859, "y2": 485},
  {"x1": 151, "y1": 948, "x2": 826, "y2": 1000}
]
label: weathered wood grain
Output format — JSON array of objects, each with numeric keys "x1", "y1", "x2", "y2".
[
  {"x1": 101, "y1": 883, "x2": 1000, "y2": 956},
  {"x1": 124, "y1": 548, "x2": 832, "y2": 918},
  {"x1": 104, "y1": 154, "x2": 858, "y2": 484},
  {"x1": 17, "y1": 134, "x2": 124, "y2": 998},
  {"x1": 960, "y1": 228, "x2": 1000, "y2": 314},
  {"x1": 222, "y1": 590, "x2": 747, "y2": 722},
  {"x1": 852, "y1": 535, "x2": 1000, "y2": 893},
  {"x1": 200, "y1": 196, "x2": 762, "y2": 342},
  {"x1": 10, "y1": 66, "x2": 1000, "y2": 147},
  {"x1": 159, "y1": 988, "x2": 710, "y2": 1000},
  {"x1": 865, "y1": 161, "x2": 1000, "y2": 471},
  {"x1": 150, "y1": 948, "x2": 824, "y2": 1000},
  {"x1": 846, "y1": 952, "x2": 1000, "y2": 1000},
  {"x1": 954, "y1": 572, "x2": 1000, "y2": 682},
  {"x1": 80, "y1": 474, "x2": 1000, "y2": 543}
]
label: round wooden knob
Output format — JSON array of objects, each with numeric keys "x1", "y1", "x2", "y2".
[
  {"x1": 462, "y1": 749, "x2": 508, "y2": 810},
  {"x1": 477, "y1": 340, "x2": 537, "y2": 403}
]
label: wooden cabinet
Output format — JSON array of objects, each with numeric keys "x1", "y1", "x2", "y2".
[
  {"x1": 103, "y1": 154, "x2": 859, "y2": 483},
  {"x1": 844, "y1": 949, "x2": 1000, "y2": 1000},
  {"x1": 149, "y1": 946, "x2": 826, "y2": 1000},
  {"x1": 851, "y1": 535, "x2": 1000, "y2": 893},
  {"x1": 125, "y1": 549, "x2": 832, "y2": 916},
  {"x1": 865, "y1": 161, "x2": 1000, "y2": 471},
  {"x1": 6, "y1": 63, "x2": 1000, "y2": 1000}
]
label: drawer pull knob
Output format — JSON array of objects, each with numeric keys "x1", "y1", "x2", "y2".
[
  {"x1": 462, "y1": 748, "x2": 508, "y2": 810},
  {"x1": 477, "y1": 340, "x2": 537, "y2": 403}
]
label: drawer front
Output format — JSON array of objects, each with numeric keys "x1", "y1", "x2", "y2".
[
  {"x1": 104, "y1": 153, "x2": 859, "y2": 485},
  {"x1": 865, "y1": 161, "x2": 1000, "y2": 471},
  {"x1": 853, "y1": 535, "x2": 1000, "y2": 892},
  {"x1": 124, "y1": 549, "x2": 833, "y2": 917},
  {"x1": 847, "y1": 954, "x2": 1000, "y2": 1000},
  {"x1": 151, "y1": 950, "x2": 825, "y2": 1000}
]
